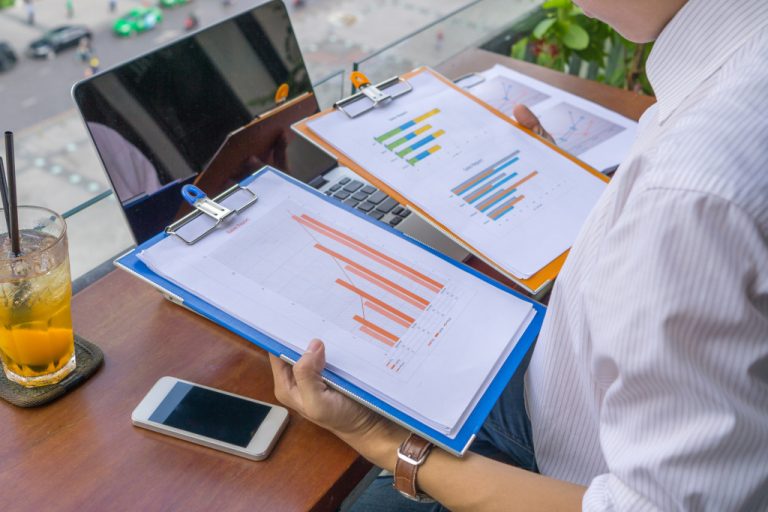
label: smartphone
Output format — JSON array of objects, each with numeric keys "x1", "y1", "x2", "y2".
[{"x1": 132, "y1": 377, "x2": 289, "y2": 461}]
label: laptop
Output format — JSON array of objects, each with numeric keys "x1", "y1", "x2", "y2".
[{"x1": 72, "y1": 0, "x2": 466, "y2": 260}]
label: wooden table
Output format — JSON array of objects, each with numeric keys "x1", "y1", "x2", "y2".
[
  {"x1": 0, "y1": 270, "x2": 371, "y2": 511},
  {"x1": 0, "y1": 49, "x2": 654, "y2": 512}
]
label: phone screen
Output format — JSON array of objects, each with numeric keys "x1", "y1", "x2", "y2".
[{"x1": 149, "y1": 382, "x2": 270, "y2": 447}]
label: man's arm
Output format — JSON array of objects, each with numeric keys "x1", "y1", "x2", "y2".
[
  {"x1": 581, "y1": 188, "x2": 768, "y2": 511},
  {"x1": 270, "y1": 344, "x2": 586, "y2": 511}
]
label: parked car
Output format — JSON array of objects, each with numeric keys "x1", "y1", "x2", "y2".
[
  {"x1": 26, "y1": 25, "x2": 92, "y2": 59},
  {"x1": 159, "y1": 0, "x2": 191, "y2": 8},
  {"x1": 0, "y1": 41, "x2": 17, "y2": 72},
  {"x1": 113, "y1": 7, "x2": 163, "y2": 37}
]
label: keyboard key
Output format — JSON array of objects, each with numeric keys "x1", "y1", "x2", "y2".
[
  {"x1": 389, "y1": 216, "x2": 402, "y2": 226},
  {"x1": 392, "y1": 206, "x2": 403, "y2": 215},
  {"x1": 329, "y1": 184, "x2": 341, "y2": 192},
  {"x1": 343, "y1": 180, "x2": 364, "y2": 192},
  {"x1": 399, "y1": 209, "x2": 412, "y2": 218},
  {"x1": 352, "y1": 190, "x2": 369, "y2": 201},
  {"x1": 368, "y1": 210, "x2": 385, "y2": 221},
  {"x1": 344, "y1": 198, "x2": 360, "y2": 208},
  {"x1": 308, "y1": 175, "x2": 328, "y2": 189},
  {"x1": 324, "y1": 190, "x2": 334, "y2": 196},
  {"x1": 333, "y1": 190, "x2": 350, "y2": 200},
  {"x1": 368, "y1": 191, "x2": 388, "y2": 204},
  {"x1": 357, "y1": 201, "x2": 375, "y2": 212},
  {"x1": 361, "y1": 185, "x2": 377, "y2": 194},
  {"x1": 376, "y1": 197, "x2": 398, "y2": 213},
  {"x1": 339, "y1": 177, "x2": 351, "y2": 185}
]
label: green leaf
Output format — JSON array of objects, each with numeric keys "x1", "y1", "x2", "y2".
[
  {"x1": 532, "y1": 18, "x2": 557, "y2": 39},
  {"x1": 511, "y1": 37, "x2": 529, "y2": 60},
  {"x1": 562, "y1": 23, "x2": 589, "y2": 49},
  {"x1": 542, "y1": 0, "x2": 571, "y2": 9}
]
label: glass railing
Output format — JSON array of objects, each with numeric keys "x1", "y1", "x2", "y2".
[
  {"x1": 312, "y1": 69, "x2": 347, "y2": 110},
  {"x1": 63, "y1": 189, "x2": 133, "y2": 280},
  {"x1": 60, "y1": 0, "x2": 542, "y2": 282},
  {"x1": 352, "y1": 0, "x2": 540, "y2": 89}
]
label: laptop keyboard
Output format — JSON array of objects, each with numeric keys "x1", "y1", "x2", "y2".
[{"x1": 315, "y1": 176, "x2": 412, "y2": 228}]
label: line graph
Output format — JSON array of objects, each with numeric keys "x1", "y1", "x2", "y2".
[
  {"x1": 538, "y1": 102, "x2": 626, "y2": 155},
  {"x1": 477, "y1": 76, "x2": 550, "y2": 116}
]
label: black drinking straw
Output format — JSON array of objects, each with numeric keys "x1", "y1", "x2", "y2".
[
  {"x1": 0, "y1": 157, "x2": 11, "y2": 240},
  {"x1": 4, "y1": 131, "x2": 20, "y2": 256}
]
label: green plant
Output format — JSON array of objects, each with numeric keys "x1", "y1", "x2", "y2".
[{"x1": 511, "y1": 0, "x2": 652, "y2": 94}]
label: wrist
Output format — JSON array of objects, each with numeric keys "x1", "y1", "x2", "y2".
[{"x1": 338, "y1": 421, "x2": 409, "y2": 470}]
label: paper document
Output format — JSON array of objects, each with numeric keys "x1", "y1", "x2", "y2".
[
  {"x1": 138, "y1": 172, "x2": 534, "y2": 436},
  {"x1": 306, "y1": 70, "x2": 606, "y2": 278},
  {"x1": 468, "y1": 64, "x2": 638, "y2": 171}
]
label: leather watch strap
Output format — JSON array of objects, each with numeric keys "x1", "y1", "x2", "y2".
[{"x1": 394, "y1": 434, "x2": 434, "y2": 502}]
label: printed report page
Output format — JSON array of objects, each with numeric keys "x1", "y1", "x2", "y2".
[
  {"x1": 469, "y1": 64, "x2": 638, "y2": 171},
  {"x1": 306, "y1": 70, "x2": 606, "y2": 279},
  {"x1": 138, "y1": 171, "x2": 534, "y2": 435}
]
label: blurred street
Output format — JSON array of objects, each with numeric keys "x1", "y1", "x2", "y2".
[{"x1": 0, "y1": 0, "x2": 523, "y2": 276}]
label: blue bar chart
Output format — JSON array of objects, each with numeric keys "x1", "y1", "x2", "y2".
[{"x1": 451, "y1": 151, "x2": 536, "y2": 220}]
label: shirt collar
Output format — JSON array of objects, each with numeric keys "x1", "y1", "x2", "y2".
[{"x1": 646, "y1": 0, "x2": 768, "y2": 123}]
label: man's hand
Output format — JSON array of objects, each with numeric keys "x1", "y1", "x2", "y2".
[
  {"x1": 269, "y1": 339, "x2": 407, "y2": 467},
  {"x1": 513, "y1": 104, "x2": 555, "y2": 145}
]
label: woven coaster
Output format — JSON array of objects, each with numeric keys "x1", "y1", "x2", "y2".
[{"x1": 0, "y1": 335, "x2": 104, "y2": 408}]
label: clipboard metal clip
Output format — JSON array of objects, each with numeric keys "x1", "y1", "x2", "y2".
[
  {"x1": 335, "y1": 71, "x2": 413, "y2": 118},
  {"x1": 166, "y1": 184, "x2": 258, "y2": 245}
]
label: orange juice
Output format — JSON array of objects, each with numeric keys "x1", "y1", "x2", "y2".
[{"x1": 0, "y1": 212, "x2": 75, "y2": 387}]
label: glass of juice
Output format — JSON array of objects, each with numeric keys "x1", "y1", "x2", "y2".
[{"x1": 0, "y1": 206, "x2": 75, "y2": 387}]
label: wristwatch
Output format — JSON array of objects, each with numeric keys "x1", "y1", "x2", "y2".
[{"x1": 393, "y1": 433, "x2": 435, "y2": 502}]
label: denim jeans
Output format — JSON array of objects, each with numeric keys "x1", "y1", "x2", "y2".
[{"x1": 348, "y1": 348, "x2": 538, "y2": 512}]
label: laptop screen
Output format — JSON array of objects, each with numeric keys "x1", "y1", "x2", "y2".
[{"x1": 73, "y1": 0, "x2": 336, "y2": 243}]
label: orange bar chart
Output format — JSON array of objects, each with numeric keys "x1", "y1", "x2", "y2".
[
  {"x1": 334, "y1": 279, "x2": 415, "y2": 324},
  {"x1": 315, "y1": 244, "x2": 429, "y2": 308},
  {"x1": 292, "y1": 214, "x2": 444, "y2": 292},
  {"x1": 346, "y1": 265, "x2": 428, "y2": 310},
  {"x1": 353, "y1": 315, "x2": 398, "y2": 346},
  {"x1": 364, "y1": 301, "x2": 413, "y2": 328}
]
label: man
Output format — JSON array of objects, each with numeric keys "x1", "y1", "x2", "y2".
[{"x1": 270, "y1": 0, "x2": 768, "y2": 510}]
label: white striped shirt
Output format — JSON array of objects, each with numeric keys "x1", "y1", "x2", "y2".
[{"x1": 525, "y1": 1, "x2": 768, "y2": 510}]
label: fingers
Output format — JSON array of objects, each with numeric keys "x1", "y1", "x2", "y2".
[
  {"x1": 269, "y1": 339, "x2": 328, "y2": 415},
  {"x1": 512, "y1": 103, "x2": 540, "y2": 130},
  {"x1": 293, "y1": 339, "x2": 329, "y2": 410},
  {"x1": 269, "y1": 353, "x2": 299, "y2": 407},
  {"x1": 512, "y1": 104, "x2": 555, "y2": 144}
]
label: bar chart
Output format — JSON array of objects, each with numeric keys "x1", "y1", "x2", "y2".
[
  {"x1": 374, "y1": 108, "x2": 445, "y2": 166},
  {"x1": 451, "y1": 151, "x2": 540, "y2": 221},
  {"x1": 204, "y1": 199, "x2": 460, "y2": 378},
  {"x1": 282, "y1": 208, "x2": 457, "y2": 375}
]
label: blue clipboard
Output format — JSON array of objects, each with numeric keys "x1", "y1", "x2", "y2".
[{"x1": 115, "y1": 166, "x2": 545, "y2": 456}]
